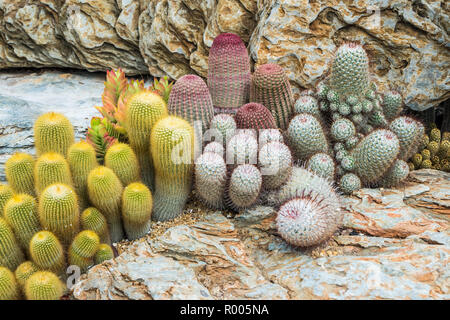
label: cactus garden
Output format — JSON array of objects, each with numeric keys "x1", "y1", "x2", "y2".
[{"x1": 0, "y1": 14, "x2": 449, "y2": 301}]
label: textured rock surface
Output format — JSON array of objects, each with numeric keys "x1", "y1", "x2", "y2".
[
  {"x1": 72, "y1": 169, "x2": 450, "y2": 300},
  {"x1": 0, "y1": 0, "x2": 448, "y2": 110}
]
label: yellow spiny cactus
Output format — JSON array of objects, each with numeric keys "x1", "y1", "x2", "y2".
[
  {"x1": 0, "y1": 217, "x2": 25, "y2": 271},
  {"x1": 15, "y1": 261, "x2": 39, "y2": 290},
  {"x1": 122, "y1": 182, "x2": 152, "y2": 240},
  {"x1": 0, "y1": 184, "x2": 14, "y2": 218},
  {"x1": 29, "y1": 231, "x2": 66, "y2": 276},
  {"x1": 68, "y1": 230, "x2": 100, "y2": 273},
  {"x1": 0, "y1": 266, "x2": 20, "y2": 300},
  {"x1": 80, "y1": 207, "x2": 111, "y2": 244},
  {"x1": 24, "y1": 271, "x2": 64, "y2": 300},
  {"x1": 105, "y1": 143, "x2": 140, "y2": 186},
  {"x1": 34, "y1": 112, "x2": 75, "y2": 157},
  {"x1": 5, "y1": 153, "x2": 35, "y2": 196},
  {"x1": 34, "y1": 152, "x2": 73, "y2": 196},
  {"x1": 94, "y1": 244, "x2": 114, "y2": 264}
]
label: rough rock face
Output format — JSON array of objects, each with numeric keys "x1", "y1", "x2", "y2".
[
  {"x1": 72, "y1": 170, "x2": 450, "y2": 300},
  {"x1": 0, "y1": 0, "x2": 448, "y2": 110}
]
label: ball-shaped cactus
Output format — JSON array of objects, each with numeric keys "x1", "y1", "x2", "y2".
[
  {"x1": 0, "y1": 266, "x2": 20, "y2": 300},
  {"x1": 87, "y1": 166, "x2": 124, "y2": 243},
  {"x1": 34, "y1": 112, "x2": 75, "y2": 157},
  {"x1": 0, "y1": 217, "x2": 25, "y2": 271},
  {"x1": 306, "y1": 153, "x2": 336, "y2": 179},
  {"x1": 339, "y1": 173, "x2": 362, "y2": 195},
  {"x1": 207, "y1": 33, "x2": 251, "y2": 113},
  {"x1": 29, "y1": 231, "x2": 65, "y2": 275},
  {"x1": 380, "y1": 159, "x2": 410, "y2": 188},
  {"x1": 294, "y1": 95, "x2": 321, "y2": 119},
  {"x1": 15, "y1": 261, "x2": 39, "y2": 290},
  {"x1": 122, "y1": 182, "x2": 153, "y2": 240},
  {"x1": 258, "y1": 129, "x2": 284, "y2": 146},
  {"x1": 287, "y1": 113, "x2": 329, "y2": 161},
  {"x1": 94, "y1": 244, "x2": 114, "y2": 265},
  {"x1": 330, "y1": 118, "x2": 356, "y2": 142},
  {"x1": 24, "y1": 271, "x2": 64, "y2": 300},
  {"x1": 430, "y1": 128, "x2": 441, "y2": 142},
  {"x1": 34, "y1": 152, "x2": 73, "y2": 197},
  {"x1": 70, "y1": 230, "x2": 100, "y2": 259},
  {"x1": 258, "y1": 142, "x2": 293, "y2": 190},
  {"x1": 203, "y1": 142, "x2": 224, "y2": 156},
  {"x1": 227, "y1": 164, "x2": 262, "y2": 210},
  {"x1": 389, "y1": 116, "x2": 421, "y2": 161},
  {"x1": 382, "y1": 91, "x2": 403, "y2": 120},
  {"x1": 80, "y1": 207, "x2": 111, "y2": 245},
  {"x1": 5, "y1": 153, "x2": 35, "y2": 196},
  {"x1": 0, "y1": 184, "x2": 13, "y2": 218},
  {"x1": 226, "y1": 132, "x2": 258, "y2": 167},
  {"x1": 194, "y1": 152, "x2": 227, "y2": 210},
  {"x1": 104, "y1": 143, "x2": 140, "y2": 186},
  {"x1": 427, "y1": 141, "x2": 439, "y2": 156},
  {"x1": 209, "y1": 114, "x2": 237, "y2": 146},
  {"x1": 38, "y1": 183, "x2": 79, "y2": 247},
  {"x1": 235, "y1": 103, "x2": 277, "y2": 130}
]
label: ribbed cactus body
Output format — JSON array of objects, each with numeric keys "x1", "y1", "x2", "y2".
[
  {"x1": 150, "y1": 116, "x2": 194, "y2": 221},
  {"x1": 0, "y1": 184, "x2": 13, "y2": 218},
  {"x1": 5, "y1": 153, "x2": 35, "y2": 196},
  {"x1": 122, "y1": 183, "x2": 152, "y2": 240},
  {"x1": 209, "y1": 114, "x2": 236, "y2": 146},
  {"x1": 25, "y1": 271, "x2": 64, "y2": 300},
  {"x1": 228, "y1": 164, "x2": 262, "y2": 210},
  {"x1": 70, "y1": 230, "x2": 100, "y2": 259},
  {"x1": 207, "y1": 33, "x2": 251, "y2": 113},
  {"x1": 194, "y1": 152, "x2": 227, "y2": 209},
  {"x1": 87, "y1": 166, "x2": 124, "y2": 243},
  {"x1": 306, "y1": 153, "x2": 336, "y2": 179},
  {"x1": 330, "y1": 42, "x2": 369, "y2": 97},
  {"x1": 226, "y1": 133, "x2": 258, "y2": 167},
  {"x1": 38, "y1": 184, "x2": 79, "y2": 247},
  {"x1": 351, "y1": 129, "x2": 400, "y2": 184},
  {"x1": 259, "y1": 129, "x2": 284, "y2": 146},
  {"x1": 105, "y1": 143, "x2": 140, "y2": 186},
  {"x1": 80, "y1": 207, "x2": 111, "y2": 245},
  {"x1": 94, "y1": 244, "x2": 114, "y2": 264},
  {"x1": 68, "y1": 251, "x2": 93, "y2": 274},
  {"x1": 294, "y1": 95, "x2": 321, "y2": 119},
  {"x1": 258, "y1": 142, "x2": 292, "y2": 190},
  {"x1": 382, "y1": 91, "x2": 403, "y2": 120},
  {"x1": 389, "y1": 116, "x2": 421, "y2": 161},
  {"x1": 168, "y1": 74, "x2": 214, "y2": 132},
  {"x1": 0, "y1": 218, "x2": 25, "y2": 271},
  {"x1": 380, "y1": 159, "x2": 410, "y2": 188},
  {"x1": 29, "y1": 231, "x2": 65, "y2": 275},
  {"x1": 203, "y1": 142, "x2": 224, "y2": 156},
  {"x1": 235, "y1": 103, "x2": 277, "y2": 130},
  {"x1": 330, "y1": 118, "x2": 356, "y2": 142},
  {"x1": 4, "y1": 194, "x2": 41, "y2": 252},
  {"x1": 67, "y1": 141, "x2": 98, "y2": 210},
  {"x1": 34, "y1": 153, "x2": 73, "y2": 196},
  {"x1": 339, "y1": 173, "x2": 362, "y2": 195},
  {"x1": 15, "y1": 261, "x2": 39, "y2": 289},
  {"x1": 34, "y1": 112, "x2": 75, "y2": 157},
  {"x1": 287, "y1": 114, "x2": 329, "y2": 161},
  {"x1": 250, "y1": 63, "x2": 294, "y2": 130},
  {"x1": 125, "y1": 90, "x2": 168, "y2": 190},
  {"x1": 0, "y1": 267, "x2": 20, "y2": 300}
]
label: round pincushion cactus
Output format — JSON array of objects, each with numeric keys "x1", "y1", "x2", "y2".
[
  {"x1": 15, "y1": 261, "x2": 39, "y2": 290},
  {"x1": 0, "y1": 217, "x2": 25, "y2": 271},
  {"x1": 250, "y1": 63, "x2": 294, "y2": 130},
  {"x1": 389, "y1": 116, "x2": 421, "y2": 161},
  {"x1": 339, "y1": 173, "x2": 362, "y2": 195},
  {"x1": 104, "y1": 143, "x2": 140, "y2": 186},
  {"x1": 29, "y1": 231, "x2": 65, "y2": 275},
  {"x1": 34, "y1": 152, "x2": 73, "y2": 196},
  {"x1": 382, "y1": 91, "x2": 403, "y2": 120},
  {"x1": 0, "y1": 266, "x2": 20, "y2": 300},
  {"x1": 94, "y1": 244, "x2": 114, "y2": 264},
  {"x1": 235, "y1": 103, "x2": 277, "y2": 130},
  {"x1": 0, "y1": 184, "x2": 13, "y2": 218},
  {"x1": 25, "y1": 271, "x2": 64, "y2": 300},
  {"x1": 5, "y1": 153, "x2": 35, "y2": 196},
  {"x1": 122, "y1": 182, "x2": 153, "y2": 240},
  {"x1": 380, "y1": 159, "x2": 410, "y2": 188},
  {"x1": 203, "y1": 142, "x2": 224, "y2": 156},
  {"x1": 294, "y1": 95, "x2": 321, "y2": 119},
  {"x1": 168, "y1": 74, "x2": 214, "y2": 132},
  {"x1": 207, "y1": 33, "x2": 251, "y2": 113},
  {"x1": 258, "y1": 141, "x2": 292, "y2": 190},
  {"x1": 227, "y1": 164, "x2": 262, "y2": 210},
  {"x1": 286, "y1": 113, "x2": 329, "y2": 161},
  {"x1": 209, "y1": 114, "x2": 236, "y2": 146},
  {"x1": 194, "y1": 152, "x2": 227, "y2": 210},
  {"x1": 306, "y1": 153, "x2": 335, "y2": 179},
  {"x1": 258, "y1": 129, "x2": 284, "y2": 146},
  {"x1": 330, "y1": 118, "x2": 356, "y2": 142},
  {"x1": 81, "y1": 207, "x2": 111, "y2": 245},
  {"x1": 226, "y1": 132, "x2": 258, "y2": 167}
]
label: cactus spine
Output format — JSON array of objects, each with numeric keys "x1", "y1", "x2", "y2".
[
  {"x1": 94, "y1": 244, "x2": 114, "y2": 264},
  {"x1": 29, "y1": 231, "x2": 65, "y2": 275},
  {"x1": 258, "y1": 141, "x2": 293, "y2": 190},
  {"x1": 125, "y1": 90, "x2": 168, "y2": 190},
  {"x1": 25, "y1": 271, "x2": 64, "y2": 300},
  {"x1": 209, "y1": 114, "x2": 237, "y2": 146},
  {"x1": 228, "y1": 164, "x2": 262, "y2": 210},
  {"x1": 67, "y1": 141, "x2": 99, "y2": 210},
  {"x1": 34, "y1": 152, "x2": 73, "y2": 196},
  {"x1": 34, "y1": 112, "x2": 75, "y2": 157},
  {"x1": 80, "y1": 207, "x2": 111, "y2": 245},
  {"x1": 121, "y1": 183, "x2": 152, "y2": 240},
  {"x1": 4, "y1": 194, "x2": 41, "y2": 252},
  {"x1": 0, "y1": 217, "x2": 25, "y2": 271},
  {"x1": 87, "y1": 166, "x2": 124, "y2": 243},
  {"x1": 104, "y1": 143, "x2": 140, "y2": 186},
  {"x1": 68, "y1": 231, "x2": 99, "y2": 272},
  {"x1": 5, "y1": 153, "x2": 35, "y2": 196},
  {"x1": 0, "y1": 184, "x2": 13, "y2": 218},
  {"x1": 235, "y1": 103, "x2": 277, "y2": 130},
  {"x1": 306, "y1": 153, "x2": 336, "y2": 179},
  {"x1": 150, "y1": 116, "x2": 194, "y2": 221},
  {"x1": 15, "y1": 261, "x2": 39, "y2": 290},
  {"x1": 0, "y1": 266, "x2": 20, "y2": 300}
]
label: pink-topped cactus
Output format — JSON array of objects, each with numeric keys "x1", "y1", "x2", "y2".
[
  {"x1": 168, "y1": 74, "x2": 214, "y2": 132},
  {"x1": 250, "y1": 63, "x2": 294, "y2": 130},
  {"x1": 235, "y1": 103, "x2": 277, "y2": 131},
  {"x1": 207, "y1": 33, "x2": 251, "y2": 113}
]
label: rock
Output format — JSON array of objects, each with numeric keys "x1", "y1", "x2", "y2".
[
  {"x1": 0, "y1": 0, "x2": 447, "y2": 110},
  {"x1": 72, "y1": 169, "x2": 449, "y2": 300}
]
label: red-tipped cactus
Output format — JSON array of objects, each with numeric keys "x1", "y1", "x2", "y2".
[
  {"x1": 207, "y1": 33, "x2": 251, "y2": 113},
  {"x1": 168, "y1": 74, "x2": 214, "y2": 132},
  {"x1": 250, "y1": 63, "x2": 294, "y2": 130},
  {"x1": 235, "y1": 103, "x2": 277, "y2": 131}
]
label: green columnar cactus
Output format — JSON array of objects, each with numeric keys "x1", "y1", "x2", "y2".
[
  {"x1": 38, "y1": 184, "x2": 79, "y2": 247},
  {"x1": 287, "y1": 114, "x2": 329, "y2": 161},
  {"x1": 389, "y1": 116, "x2": 421, "y2": 161},
  {"x1": 80, "y1": 207, "x2": 111, "y2": 245},
  {"x1": 209, "y1": 114, "x2": 237, "y2": 146},
  {"x1": 122, "y1": 183, "x2": 153, "y2": 240},
  {"x1": 306, "y1": 153, "x2": 336, "y2": 179},
  {"x1": 29, "y1": 231, "x2": 65, "y2": 275},
  {"x1": 382, "y1": 91, "x2": 403, "y2": 120},
  {"x1": 380, "y1": 159, "x2": 410, "y2": 188},
  {"x1": 0, "y1": 267, "x2": 20, "y2": 300},
  {"x1": 5, "y1": 153, "x2": 35, "y2": 196},
  {"x1": 194, "y1": 152, "x2": 227, "y2": 209},
  {"x1": 258, "y1": 141, "x2": 292, "y2": 190},
  {"x1": 67, "y1": 141, "x2": 99, "y2": 210},
  {"x1": 34, "y1": 112, "x2": 75, "y2": 157},
  {"x1": 34, "y1": 152, "x2": 73, "y2": 196},
  {"x1": 351, "y1": 129, "x2": 400, "y2": 184},
  {"x1": 0, "y1": 218, "x2": 25, "y2": 271},
  {"x1": 226, "y1": 132, "x2": 258, "y2": 168},
  {"x1": 69, "y1": 230, "x2": 100, "y2": 259},
  {"x1": 339, "y1": 173, "x2": 362, "y2": 195},
  {"x1": 250, "y1": 63, "x2": 294, "y2": 130},
  {"x1": 105, "y1": 143, "x2": 140, "y2": 186},
  {"x1": 125, "y1": 90, "x2": 168, "y2": 190},
  {"x1": 24, "y1": 271, "x2": 64, "y2": 300},
  {"x1": 4, "y1": 194, "x2": 41, "y2": 252},
  {"x1": 168, "y1": 74, "x2": 214, "y2": 132},
  {"x1": 150, "y1": 116, "x2": 194, "y2": 221},
  {"x1": 0, "y1": 184, "x2": 13, "y2": 218},
  {"x1": 235, "y1": 103, "x2": 277, "y2": 130},
  {"x1": 227, "y1": 164, "x2": 262, "y2": 210},
  {"x1": 330, "y1": 118, "x2": 356, "y2": 142},
  {"x1": 94, "y1": 244, "x2": 114, "y2": 264},
  {"x1": 87, "y1": 166, "x2": 124, "y2": 243},
  {"x1": 294, "y1": 95, "x2": 321, "y2": 119},
  {"x1": 14, "y1": 261, "x2": 39, "y2": 290}
]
